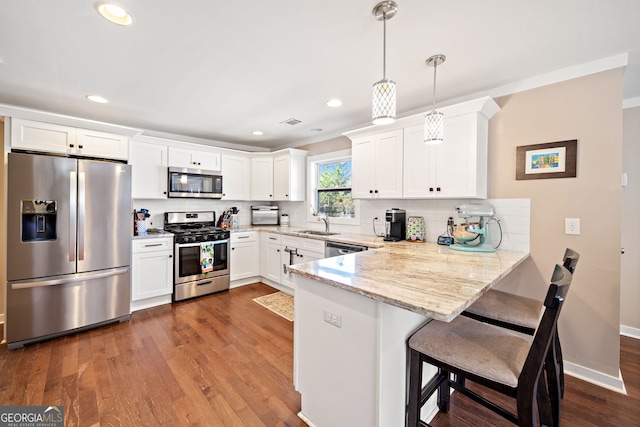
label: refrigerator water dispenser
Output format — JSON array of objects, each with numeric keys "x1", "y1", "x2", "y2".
[{"x1": 21, "y1": 199, "x2": 57, "y2": 242}]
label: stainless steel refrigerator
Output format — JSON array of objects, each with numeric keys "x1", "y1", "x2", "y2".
[{"x1": 6, "y1": 152, "x2": 132, "y2": 349}]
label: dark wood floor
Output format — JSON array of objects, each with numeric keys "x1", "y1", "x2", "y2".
[
  {"x1": 0, "y1": 282, "x2": 306, "y2": 427},
  {"x1": 1, "y1": 282, "x2": 639, "y2": 426}
]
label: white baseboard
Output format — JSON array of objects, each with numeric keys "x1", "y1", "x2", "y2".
[
  {"x1": 620, "y1": 324, "x2": 640, "y2": 339},
  {"x1": 297, "y1": 411, "x2": 317, "y2": 427},
  {"x1": 130, "y1": 295, "x2": 171, "y2": 312},
  {"x1": 0, "y1": 314, "x2": 4, "y2": 324},
  {"x1": 229, "y1": 277, "x2": 261, "y2": 289},
  {"x1": 564, "y1": 362, "x2": 627, "y2": 395}
]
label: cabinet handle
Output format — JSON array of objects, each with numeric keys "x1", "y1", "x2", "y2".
[
  {"x1": 237, "y1": 236, "x2": 250, "y2": 239},
  {"x1": 429, "y1": 187, "x2": 434, "y2": 192},
  {"x1": 268, "y1": 237, "x2": 277, "y2": 241},
  {"x1": 163, "y1": 191, "x2": 167, "y2": 194},
  {"x1": 169, "y1": 255, "x2": 172, "y2": 258},
  {"x1": 69, "y1": 143, "x2": 75, "y2": 148},
  {"x1": 232, "y1": 247, "x2": 235, "y2": 250},
  {"x1": 369, "y1": 190, "x2": 373, "y2": 194},
  {"x1": 144, "y1": 243, "x2": 163, "y2": 247},
  {"x1": 436, "y1": 187, "x2": 441, "y2": 192},
  {"x1": 286, "y1": 194, "x2": 288, "y2": 197},
  {"x1": 223, "y1": 193, "x2": 226, "y2": 197},
  {"x1": 374, "y1": 189, "x2": 378, "y2": 194},
  {"x1": 78, "y1": 145, "x2": 83, "y2": 149},
  {"x1": 269, "y1": 194, "x2": 273, "y2": 198},
  {"x1": 277, "y1": 249, "x2": 280, "y2": 252}
]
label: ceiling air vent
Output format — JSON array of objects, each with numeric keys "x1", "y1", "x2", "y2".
[{"x1": 280, "y1": 118, "x2": 302, "y2": 127}]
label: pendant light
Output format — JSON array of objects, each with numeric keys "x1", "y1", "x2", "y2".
[
  {"x1": 371, "y1": 1, "x2": 398, "y2": 125},
  {"x1": 424, "y1": 54, "x2": 446, "y2": 144}
]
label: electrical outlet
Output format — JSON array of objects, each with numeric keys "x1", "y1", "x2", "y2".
[
  {"x1": 565, "y1": 218, "x2": 580, "y2": 235},
  {"x1": 323, "y1": 310, "x2": 341, "y2": 328}
]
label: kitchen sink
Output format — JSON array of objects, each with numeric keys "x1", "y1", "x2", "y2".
[{"x1": 295, "y1": 230, "x2": 339, "y2": 236}]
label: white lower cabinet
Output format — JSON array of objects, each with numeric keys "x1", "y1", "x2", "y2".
[
  {"x1": 261, "y1": 233, "x2": 283, "y2": 284},
  {"x1": 230, "y1": 231, "x2": 259, "y2": 282},
  {"x1": 131, "y1": 237, "x2": 173, "y2": 311}
]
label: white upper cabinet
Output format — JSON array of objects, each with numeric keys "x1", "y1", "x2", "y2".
[
  {"x1": 251, "y1": 149, "x2": 307, "y2": 202},
  {"x1": 168, "y1": 146, "x2": 221, "y2": 171},
  {"x1": 348, "y1": 96, "x2": 499, "y2": 200},
  {"x1": 351, "y1": 129, "x2": 403, "y2": 199},
  {"x1": 403, "y1": 100, "x2": 497, "y2": 199},
  {"x1": 251, "y1": 156, "x2": 275, "y2": 201},
  {"x1": 11, "y1": 118, "x2": 129, "y2": 160},
  {"x1": 221, "y1": 153, "x2": 251, "y2": 200},
  {"x1": 274, "y1": 150, "x2": 306, "y2": 201},
  {"x1": 129, "y1": 140, "x2": 168, "y2": 199}
]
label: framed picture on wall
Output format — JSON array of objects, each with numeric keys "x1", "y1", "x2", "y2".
[{"x1": 516, "y1": 139, "x2": 577, "y2": 180}]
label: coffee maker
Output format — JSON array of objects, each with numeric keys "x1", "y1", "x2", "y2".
[{"x1": 384, "y1": 208, "x2": 406, "y2": 242}]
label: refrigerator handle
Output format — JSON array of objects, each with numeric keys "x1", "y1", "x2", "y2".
[
  {"x1": 10, "y1": 267, "x2": 129, "y2": 290},
  {"x1": 78, "y1": 171, "x2": 86, "y2": 261},
  {"x1": 69, "y1": 171, "x2": 77, "y2": 262}
]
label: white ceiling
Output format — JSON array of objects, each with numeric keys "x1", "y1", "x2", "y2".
[{"x1": 1, "y1": 0, "x2": 639, "y2": 150}]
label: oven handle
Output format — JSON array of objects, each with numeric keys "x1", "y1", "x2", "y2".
[{"x1": 176, "y1": 240, "x2": 229, "y2": 249}]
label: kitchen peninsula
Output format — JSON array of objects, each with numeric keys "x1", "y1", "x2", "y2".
[{"x1": 288, "y1": 242, "x2": 528, "y2": 427}]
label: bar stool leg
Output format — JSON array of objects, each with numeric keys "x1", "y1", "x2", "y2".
[
  {"x1": 407, "y1": 348, "x2": 423, "y2": 427},
  {"x1": 437, "y1": 369, "x2": 451, "y2": 412}
]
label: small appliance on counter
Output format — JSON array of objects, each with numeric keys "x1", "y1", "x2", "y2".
[
  {"x1": 384, "y1": 208, "x2": 406, "y2": 242},
  {"x1": 280, "y1": 213, "x2": 290, "y2": 226},
  {"x1": 406, "y1": 216, "x2": 425, "y2": 242},
  {"x1": 450, "y1": 203, "x2": 496, "y2": 252},
  {"x1": 251, "y1": 205, "x2": 279, "y2": 225}
]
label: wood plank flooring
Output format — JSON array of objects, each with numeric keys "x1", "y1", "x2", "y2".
[
  {"x1": 0, "y1": 283, "x2": 306, "y2": 427},
  {"x1": 1, "y1": 282, "x2": 639, "y2": 426}
]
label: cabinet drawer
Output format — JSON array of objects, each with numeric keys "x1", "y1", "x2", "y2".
[
  {"x1": 264, "y1": 233, "x2": 281, "y2": 244},
  {"x1": 132, "y1": 237, "x2": 173, "y2": 254},
  {"x1": 231, "y1": 231, "x2": 257, "y2": 243},
  {"x1": 281, "y1": 235, "x2": 325, "y2": 255}
]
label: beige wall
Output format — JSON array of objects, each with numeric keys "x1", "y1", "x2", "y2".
[
  {"x1": 621, "y1": 106, "x2": 640, "y2": 330},
  {"x1": 488, "y1": 69, "x2": 623, "y2": 377},
  {"x1": 297, "y1": 136, "x2": 351, "y2": 156}
]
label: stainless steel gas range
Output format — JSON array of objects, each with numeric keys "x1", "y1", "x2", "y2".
[{"x1": 164, "y1": 211, "x2": 230, "y2": 301}]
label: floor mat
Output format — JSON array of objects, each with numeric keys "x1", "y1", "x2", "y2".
[{"x1": 253, "y1": 291, "x2": 294, "y2": 321}]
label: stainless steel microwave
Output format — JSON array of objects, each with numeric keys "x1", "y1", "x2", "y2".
[{"x1": 168, "y1": 167, "x2": 223, "y2": 199}]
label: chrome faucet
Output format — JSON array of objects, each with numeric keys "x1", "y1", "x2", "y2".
[{"x1": 317, "y1": 215, "x2": 330, "y2": 232}]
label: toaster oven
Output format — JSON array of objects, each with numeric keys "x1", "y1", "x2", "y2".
[{"x1": 251, "y1": 205, "x2": 279, "y2": 225}]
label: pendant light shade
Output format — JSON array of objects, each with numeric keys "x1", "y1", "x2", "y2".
[
  {"x1": 372, "y1": 1, "x2": 398, "y2": 125},
  {"x1": 424, "y1": 54, "x2": 446, "y2": 144}
]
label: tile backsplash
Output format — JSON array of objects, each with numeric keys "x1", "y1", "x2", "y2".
[{"x1": 133, "y1": 197, "x2": 530, "y2": 253}]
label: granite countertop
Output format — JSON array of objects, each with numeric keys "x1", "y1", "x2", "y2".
[
  {"x1": 132, "y1": 230, "x2": 174, "y2": 240},
  {"x1": 231, "y1": 225, "x2": 386, "y2": 248},
  {"x1": 288, "y1": 241, "x2": 529, "y2": 322}
]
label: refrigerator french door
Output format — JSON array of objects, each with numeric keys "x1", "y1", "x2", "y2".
[{"x1": 6, "y1": 152, "x2": 132, "y2": 349}]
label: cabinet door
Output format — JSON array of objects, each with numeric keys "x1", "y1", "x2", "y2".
[
  {"x1": 231, "y1": 241, "x2": 259, "y2": 281},
  {"x1": 264, "y1": 242, "x2": 282, "y2": 283},
  {"x1": 131, "y1": 250, "x2": 173, "y2": 301},
  {"x1": 351, "y1": 136, "x2": 375, "y2": 198},
  {"x1": 130, "y1": 142, "x2": 168, "y2": 199},
  {"x1": 10, "y1": 118, "x2": 76, "y2": 155},
  {"x1": 168, "y1": 147, "x2": 197, "y2": 168},
  {"x1": 221, "y1": 154, "x2": 251, "y2": 200},
  {"x1": 198, "y1": 150, "x2": 221, "y2": 171},
  {"x1": 273, "y1": 154, "x2": 291, "y2": 200},
  {"x1": 251, "y1": 156, "x2": 274, "y2": 200},
  {"x1": 435, "y1": 114, "x2": 483, "y2": 198},
  {"x1": 374, "y1": 130, "x2": 403, "y2": 198},
  {"x1": 403, "y1": 124, "x2": 438, "y2": 198},
  {"x1": 76, "y1": 128, "x2": 129, "y2": 160}
]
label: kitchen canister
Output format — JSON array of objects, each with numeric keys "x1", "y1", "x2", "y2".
[
  {"x1": 406, "y1": 216, "x2": 425, "y2": 242},
  {"x1": 280, "y1": 214, "x2": 289, "y2": 226}
]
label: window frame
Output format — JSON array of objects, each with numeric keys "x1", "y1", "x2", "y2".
[{"x1": 307, "y1": 149, "x2": 360, "y2": 226}]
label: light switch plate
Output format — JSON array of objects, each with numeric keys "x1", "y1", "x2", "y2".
[{"x1": 565, "y1": 218, "x2": 580, "y2": 235}]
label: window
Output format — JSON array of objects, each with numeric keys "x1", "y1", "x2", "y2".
[
  {"x1": 308, "y1": 150, "x2": 359, "y2": 225},
  {"x1": 317, "y1": 159, "x2": 354, "y2": 218}
]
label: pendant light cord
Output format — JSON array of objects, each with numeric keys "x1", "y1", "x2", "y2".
[
  {"x1": 432, "y1": 61, "x2": 437, "y2": 111},
  {"x1": 382, "y1": 12, "x2": 387, "y2": 79}
]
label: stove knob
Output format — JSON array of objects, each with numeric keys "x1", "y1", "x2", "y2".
[
  {"x1": 201, "y1": 234, "x2": 209, "y2": 241},
  {"x1": 187, "y1": 236, "x2": 196, "y2": 243}
]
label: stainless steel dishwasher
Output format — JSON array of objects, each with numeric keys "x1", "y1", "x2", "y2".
[{"x1": 325, "y1": 241, "x2": 368, "y2": 258}]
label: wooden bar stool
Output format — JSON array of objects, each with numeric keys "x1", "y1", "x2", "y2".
[
  {"x1": 406, "y1": 263, "x2": 573, "y2": 427},
  {"x1": 461, "y1": 248, "x2": 579, "y2": 424}
]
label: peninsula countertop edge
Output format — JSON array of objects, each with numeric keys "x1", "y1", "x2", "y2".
[{"x1": 288, "y1": 241, "x2": 529, "y2": 321}]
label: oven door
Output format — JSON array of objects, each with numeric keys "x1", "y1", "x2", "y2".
[{"x1": 175, "y1": 240, "x2": 229, "y2": 285}]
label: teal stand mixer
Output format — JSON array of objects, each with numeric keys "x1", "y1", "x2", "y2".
[{"x1": 449, "y1": 203, "x2": 496, "y2": 252}]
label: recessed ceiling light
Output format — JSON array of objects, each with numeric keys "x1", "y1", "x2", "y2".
[
  {"x1": 252, "y1": 131, "x2": 264, "y2": 136},
  {"x1": 327, "y1": 99, "x2": 343, "y2": 107},
  {"x1": 96, "y1": 3, "x2": 134, "y2": 26},
  {"x1": 310, "y1": 128, "x2": 323, "y2": 132},
  {"x1": 86, "y1": 95, "x2": 109, "y2": 103}
]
